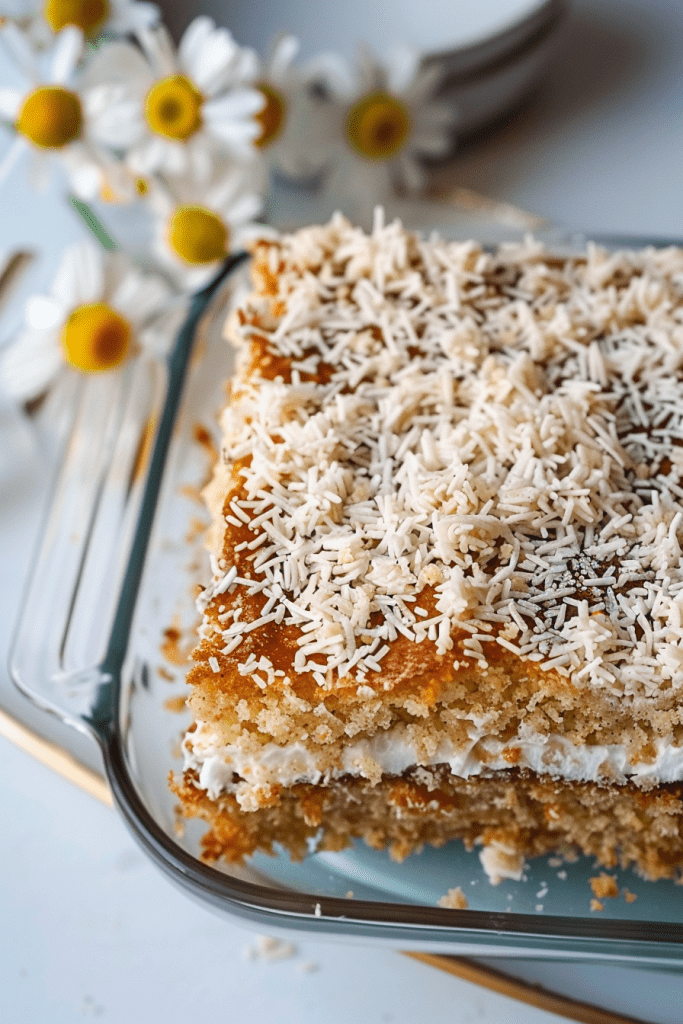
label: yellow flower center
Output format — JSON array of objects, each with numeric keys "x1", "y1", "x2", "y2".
[
  {"x1": 346, "y1": 91, "x2": 410, "y2": 160},
  {"x1": 145, "y1": 76, "x2": 203, "y2": 141},
  {"x1": 43, "y1": 0, "x2": 109, "y2": 34},
  {"x1": 135, "y1": 177, "x2": 149, "y2": 196},
  {"x1": 61, "y1": 303, "x2": 132, "y2": 372},
  {"x1": 168, "y1": 206, "x2": 228, "y2": 265},
  {"x1": 16, "y1": 86, "x2": 82, "y2": 149},
  {"x1": 254, "y1": 82, "x2": 286, "y2": 148},
  {"x1": 99, "y1": 182, "x2": 118, "y2": 203}
]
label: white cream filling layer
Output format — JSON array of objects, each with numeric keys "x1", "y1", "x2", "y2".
[{"x1": 183, "y1": 721, "x2": 683, "y2": 804}]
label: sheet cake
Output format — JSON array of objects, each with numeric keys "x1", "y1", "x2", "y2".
[{"x1": 172, "y1": 211, "x2": 683, "y2": 884}]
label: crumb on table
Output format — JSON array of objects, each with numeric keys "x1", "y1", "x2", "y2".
[
  {"x1": 589, "y1": 873, "x2": 619, "y2": 899},
  {"x1": 437, "y1": 886, "x2": 469, "y2": 910}
]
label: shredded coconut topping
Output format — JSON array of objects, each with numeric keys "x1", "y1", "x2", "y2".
[{"x1": 202, "y1": 210, "x2": 683, "y2": 698}]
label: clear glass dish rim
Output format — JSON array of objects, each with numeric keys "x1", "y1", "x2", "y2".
[{"x1": 25, "y1": 243, "x2": 683, "y2": 959}]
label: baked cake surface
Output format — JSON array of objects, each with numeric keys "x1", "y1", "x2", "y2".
[{"x1": 172, "y1": 211, "x2": 683, "y2": 882}]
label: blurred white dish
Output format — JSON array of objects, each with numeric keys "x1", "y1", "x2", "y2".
[
  {"x1": 186, "y1": 0, "x2": 560, "y2": 63},
  {"x1": 161, "y1": 0, "x2": 567, "y2": 137}
]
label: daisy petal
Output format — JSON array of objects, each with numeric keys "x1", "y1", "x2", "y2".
[
  {"x1": 0, "y1": 24, "x2": 36, "y2": 83},
  {"x1": 269, "y1": 35, "x2": 299, "y2": 80},
  {"x1": 203, "y1": 118, "x2": 260, "y2": 159},
  {"x1": 80, "y1": 40, "x2": 152, "y2": 87},
  {"x1": 187, "y1": 141, "x2": 213, "y2": 183},
  {"x1": 137, "y1": 25, "x2": 177, "y2": 77},
  {"x1": 66, "y1": 160, "x2": 103, "y2": 201},
  {"x1": 127, "y1": 134, "x2": 165, "y2": 174},
  {"x1": 145, "y1": 178, "x2": 172, "y2": 217},
  {"x1": 203, "y1": 87, "x2": 264, "y2": 121},
  {"x1": 55, "y1": 243, "x2": 104, "y2": 305},
  {"x1": 406, "y1": 64, "x2": 444, "y2": 103},
  {"x1": 230, "y1": 47, "x2": 259, "y2": 85},
  {"x1": 29, "y1": 150, "x2": 53, "y2": 192},
  {"x1": 223, "y1": 190, "x2": 262, "y2": 226},
  {"x1": 301, "y1": 52, "x2": 354, "y2": 98},
  {"x1": 164, "y1": 140, "x2": 188, "y2": 175},
  {"x1": 0, "y1": 328, "x2": 62, "y2": 403},
  {"x1": 397, "y1": 152, "x2": 424, "y2": 192},
  {"x1": 385, "y1": 44, "x2": 420, "y2": 94},
  {"x1": 178, "y1": 16, "x2": 216, "y2": 77},
  {"x1": 138, "y1": 300, "x2": 187, "y2": 358},
  {"x1": 0, "y1": 138, "x2": 27, "y2": 189},
  {"x1": 134, "y1": 277, "x2": 173, "y2": 322},
  {"x1": 231, "y1": 220, "x2": 276, "y2": 251},
  {"x1": 188, "y1": 29, "x2": 252, "y2": 95},
  {"x1": 89, "y1": 95, "x2": 145, "y2": 148},
  {"x1": 51, "y1": 27, "x2": 84, "y2": 85},
  {"x1": 106, "y1": 0, "x2": 159, "y2": 33},
  {"x1": 204, "y1": 164, "x2": 243, "y2": 206},
  {"x1": 25, "y1": 296, "x2": 62, "y2": 331},
  {"x1": 356, "y1": 46, "x2": 386, "y2": 94},
  {"x1": 110, "y1": 270, "x2": 170, "y2": 323},
  {"x1": 0, "y1": 88, "x2": 22, "y2": 119}
]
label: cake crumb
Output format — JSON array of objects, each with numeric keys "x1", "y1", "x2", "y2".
[
  {"x1": 590, "y1": 873, "x2": 619, "y2": 899},
  {"x1": 480, "y1": 842, "x2": 525, "y2": 885},
  {"x1": 590, "y1": 899, "x2": 604, "y2": 912},
  {"x1": 623, "y1": 888, "x2": 638, "y2": 904},
  {"x1": 164, "y1": 695, "x2": 187, "y2": 713},
  {"x1": 314, "y1": 902, "x2": 322, "y2": 917},
  {"x1": 161, "y1": 623, "x2": 192, "y2": 665},
  {"x1": 179, "y1": 483, "x2": 203, "y2": 505},
  {"x1": 535, "y1": 904, "x2": 544, "y2": 912},
  {"x1": 186, "y1": 516, "x2": 207, "y2": 543},
  {"x1": 547, "y1": 857, "x2": 563, "y2": 868},
  {"x1": 247, "y1": 935, "x2": 297, "y2": 962},
  {"x1": 345, "y1": 890, "x2": 354, "y2": 899},
  {"x1": 437, "y1": 886, "x2": 469, "y2": 910},
  {"x1": 557, "y1": 870, "x2": 567, "y2": 880}
]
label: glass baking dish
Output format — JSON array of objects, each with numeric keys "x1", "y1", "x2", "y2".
[{"x1": 11, "y1": 218, "x2": 683, "y2": 966}]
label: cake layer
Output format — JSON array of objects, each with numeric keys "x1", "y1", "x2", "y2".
[
  {"x1": 171, "y1": 766, "x2": 683, "y2": 882},
  {"x1": 183, "y1": 720, "x2": 683, "y2": 806}
]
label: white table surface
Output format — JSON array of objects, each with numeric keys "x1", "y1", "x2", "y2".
[{"x1": 4, "y1": 1, "x2": 683, "y2": 1021}]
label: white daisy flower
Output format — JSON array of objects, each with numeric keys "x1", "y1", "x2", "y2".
[
  {"x1": 2, "y1": 0, "x2": 158, "y2": 48},
  {"x1": 0, "y1": 241, "x2": 183, "y2": 402},
  {"x1": 87, "y1": 16, "x2": 265, "y2": 180},
  {"x1": 148, "y1": 162, "x2": 266, "y2": 291},
  {"x1": 250, "y1": 34, "x2": 337, "y2": 182},
  {"x1": 0, "y1": 22, "x2": 116, "y2": 197},
  {"x1": 324, "y1": 45, "x2": 456, "y2": 205}
]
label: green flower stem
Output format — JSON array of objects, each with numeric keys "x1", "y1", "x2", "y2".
[{"x1": 68, "y1": 194, "x2": 118, "y2": 251}]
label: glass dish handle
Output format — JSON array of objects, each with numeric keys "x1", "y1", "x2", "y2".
[
  {"x1": 9, "y1": 356, "x2": 169, "y2": 746},
  {"x1": 8, "y1": 254, "x2": 246, "y2": 746}
]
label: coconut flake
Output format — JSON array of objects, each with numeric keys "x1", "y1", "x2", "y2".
[{"x1": 203, "y1": 214, "x2": 683, "y2": 698}]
